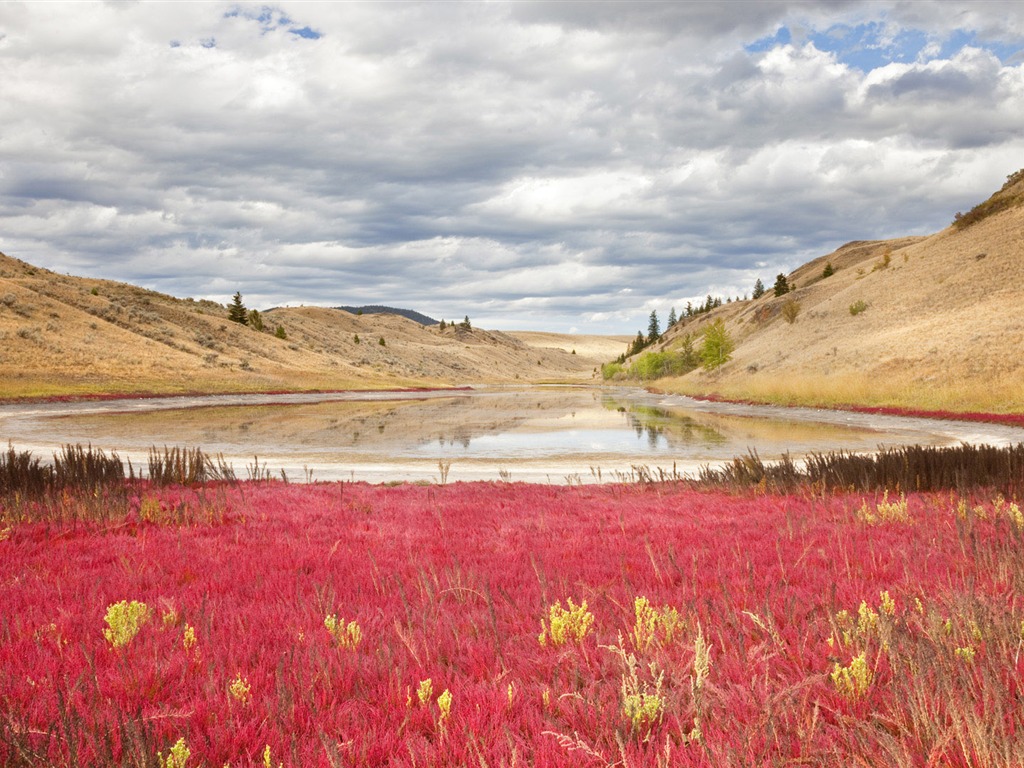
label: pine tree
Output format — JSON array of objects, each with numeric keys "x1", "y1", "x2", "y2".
[
  {"x1": 752, "y1": 278, "x2": 765, "y2": 299},
  {"x1": 667, "y1": 307, "x2": 677, "y2": 327},
  {"x1": 630, "y1": 331, "x2": 645, "y2": 356},
  {"x1": 773, "y1": 274, "x2": 790, "y2": 297},
  {"x1": 822, "y1": 262, "x2": 835, "y2": 278},
  {"x1": 228, "y1": 292, "x2": 248, "y2": 325},
  {"x1": 647, "y1": 310, "x2": 660, "y2": 343}
]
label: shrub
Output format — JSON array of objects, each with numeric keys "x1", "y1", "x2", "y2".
[
  {"x1": 601, "y1": 361, "x2": 624, "y2": 380},
  {"x1": 631, "y1": 351, "x2": 669, "y2": 380},
  {"x1": 538, "y1": 598, "x2": 594, "y2": 646},
  {"x1": 274, "y1": 325, "x2": 287, "y2": 339},
  {"x1": 849, "y1": 300, "x2": 868, "y2": 316},
  {"x1": 103, "y1": 600, "x2": 151, "y2": 648},
  {"x1": 247, "y1": 309, "x2": 265, "y2": 331},
  {"x1": 781, "y1": 299, "x2": 801, "y2": 324},
  {"x1": 822, "y1": 262, "x2": 835, "y2": 278}
]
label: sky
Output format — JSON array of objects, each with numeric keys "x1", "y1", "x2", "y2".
[{"x1": 1, "y1": 1, "x2": 1023, "y2": 335}]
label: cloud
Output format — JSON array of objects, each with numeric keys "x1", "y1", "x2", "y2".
[{"x1": 0, "y1": 1, "x2": 1023, "y2": 333}]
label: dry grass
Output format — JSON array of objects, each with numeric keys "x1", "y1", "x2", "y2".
[
  {"x1": 652, "y1": 171, "x2": 1024, "y2": 415},
  {"x1": 0, "y1": 252, "x2": 611, "y2": 399}
]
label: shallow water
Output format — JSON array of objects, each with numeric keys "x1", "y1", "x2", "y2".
[{"x1": 2, "y1": 386, "x2": 1022, "y2": 483}]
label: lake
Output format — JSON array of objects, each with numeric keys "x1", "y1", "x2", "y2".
[{"x1": 2, "y1": 386, "x2": 1022, "y2": 483}]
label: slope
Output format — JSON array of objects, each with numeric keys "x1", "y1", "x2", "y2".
[
  {"x1": 0, "y1": 254, "x2": 615, "y2": 399},
  {"x1": 636, "y1": 170, "x2": 1024, "y2": 414}
]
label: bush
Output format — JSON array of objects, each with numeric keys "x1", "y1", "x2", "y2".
[
  {"x1": 632, "y1": 351, "x2": 670, "y2": 380},
  {"x1": 782, "y1": 299, "x2": 801, "y2": 324},
  {"x1": 822, "y1": 262, "x2": 834, "y2": 278},
  {"x1": 274, "y1": 325, "x2": 287, "y2": 339},
  {"x1": 601, "y1": 361, "x2": 624, "y2": 380},
  {"x1": 849, "y1": 300, "x2": 868, "y2": 316}
]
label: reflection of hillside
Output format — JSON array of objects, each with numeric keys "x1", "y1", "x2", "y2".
[
  {"x1": 618, "y1": 403, "x2": 728, "y2": 448},
  {"x1": 45, "y1": 389, "x2": 604, "y2": 451},
  {"x1": 602, "y1": 398, "x2": 883, "y2": 453}
]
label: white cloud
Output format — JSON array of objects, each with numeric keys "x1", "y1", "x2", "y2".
[{"x1": 0, "y1": 1, "x2": 1022, "y2": 333}]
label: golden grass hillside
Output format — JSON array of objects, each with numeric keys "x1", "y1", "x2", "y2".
[
  {"x1": 0, "y1": 254, "x2": 625, "y2": 399},
  {"x1": 638, "y1": 170, "x2": 1024, "y2": 414}
]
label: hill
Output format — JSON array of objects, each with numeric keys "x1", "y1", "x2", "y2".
[
  {"x1": 619, "y1": 169, "x2": 1024, "y2": 414},
  {"x1": 0, "y1": 255, "x2": 626, "y2": 399},
  {"x1": 333, "y1": 305, "x2": 438, "y2": 326}
]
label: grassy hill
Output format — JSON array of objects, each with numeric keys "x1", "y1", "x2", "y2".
[
  {"x1": 0, "y1": 255, "x2": 627, "y2": 399},
  {"x1": 616, "y1": 169, "x2": 1024, "y2": 414}
]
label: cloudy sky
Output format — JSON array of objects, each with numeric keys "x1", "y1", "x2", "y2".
[{"x1": 1, "y1": 1, "x2": 1022, "y2": 334}]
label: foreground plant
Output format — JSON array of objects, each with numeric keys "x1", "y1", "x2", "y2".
[
  {"x1": 830, "y1": 652, "x2": 873, "y2": 699},
  {"x1": 539, "y1": 598, "x2": 594, "y2": 647},
  {"x1": 324, "y1": 613, "x2": 362, "y2": 650},
  {"x1": 158, "y1": 738, "x2": 190, "y2": 768},
  {"x1": 102, "y1": 600, "x2": 150, "y2": 649}
]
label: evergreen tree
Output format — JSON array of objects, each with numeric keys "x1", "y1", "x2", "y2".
[
  {"x1": 667, "y1": 307, "x2": 677, "y2": 327},
  {"x1": 461, "y1": 315, "x2": 471, "y2": 330},
  {"x1": 822, "y1": 262, "x2": 835, "y2": 278},
  {"x1": 773, "y1": 273, "x2": 790, "y2": 297},
  {"x1": 228, "y1": 292, "x2": 248, "y2": 325},
  {"x1": 439, "y1": 319, "x2": 447, "y2": 330},
  {"x1": 752, "y1": 278, "x2": 765, "y2": 299},
  {"x1": 274, "y1": 325, "x2": 287, "y2": 339},
  {"x1": 647, "y1": 310, "x2": 660, "y2": 343}
]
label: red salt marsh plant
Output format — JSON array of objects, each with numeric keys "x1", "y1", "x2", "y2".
[{"x1": 2, "y1": 480, "x2": 1024, "y2": 766}]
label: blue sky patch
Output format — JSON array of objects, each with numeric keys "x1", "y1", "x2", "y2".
[
  {"x1": 747, "y1": 21, "x2": 1024, "y2": 71},
  {"x1": 224, "y1": 5, "x2": 320, "y2": 39},
  {"x1": 289, "y1": 26, "x2": 322, "y2": 40}
]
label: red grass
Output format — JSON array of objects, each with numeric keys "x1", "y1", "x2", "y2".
[{"x1": 2, "y1": 482, "x2": 1023, "y2": 766}]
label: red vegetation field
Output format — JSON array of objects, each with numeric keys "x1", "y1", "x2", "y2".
[{"x1": 2, "y1": 480, "x2": 1023, "y2": 766}]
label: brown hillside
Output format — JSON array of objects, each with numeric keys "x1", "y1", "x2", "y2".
[
  {"x1": 0, "y1": 253, "x2": 621, "y2": 399},
  {"x1": 639, "y1": 170, "x2": 1024, "y2": 414}
]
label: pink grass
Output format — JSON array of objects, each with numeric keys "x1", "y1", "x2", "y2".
[{"x1": 2, "y1": 482, "x2": 1023, "y2": 766}]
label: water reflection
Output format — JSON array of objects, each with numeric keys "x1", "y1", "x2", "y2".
[{"x1": 2, "y1": 386, "x2": 1017, "y2": 483}]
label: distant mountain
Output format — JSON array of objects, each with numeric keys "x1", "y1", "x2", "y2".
[{"x1": 334, "y1": 305, "x2": 438, "y2": 326}]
